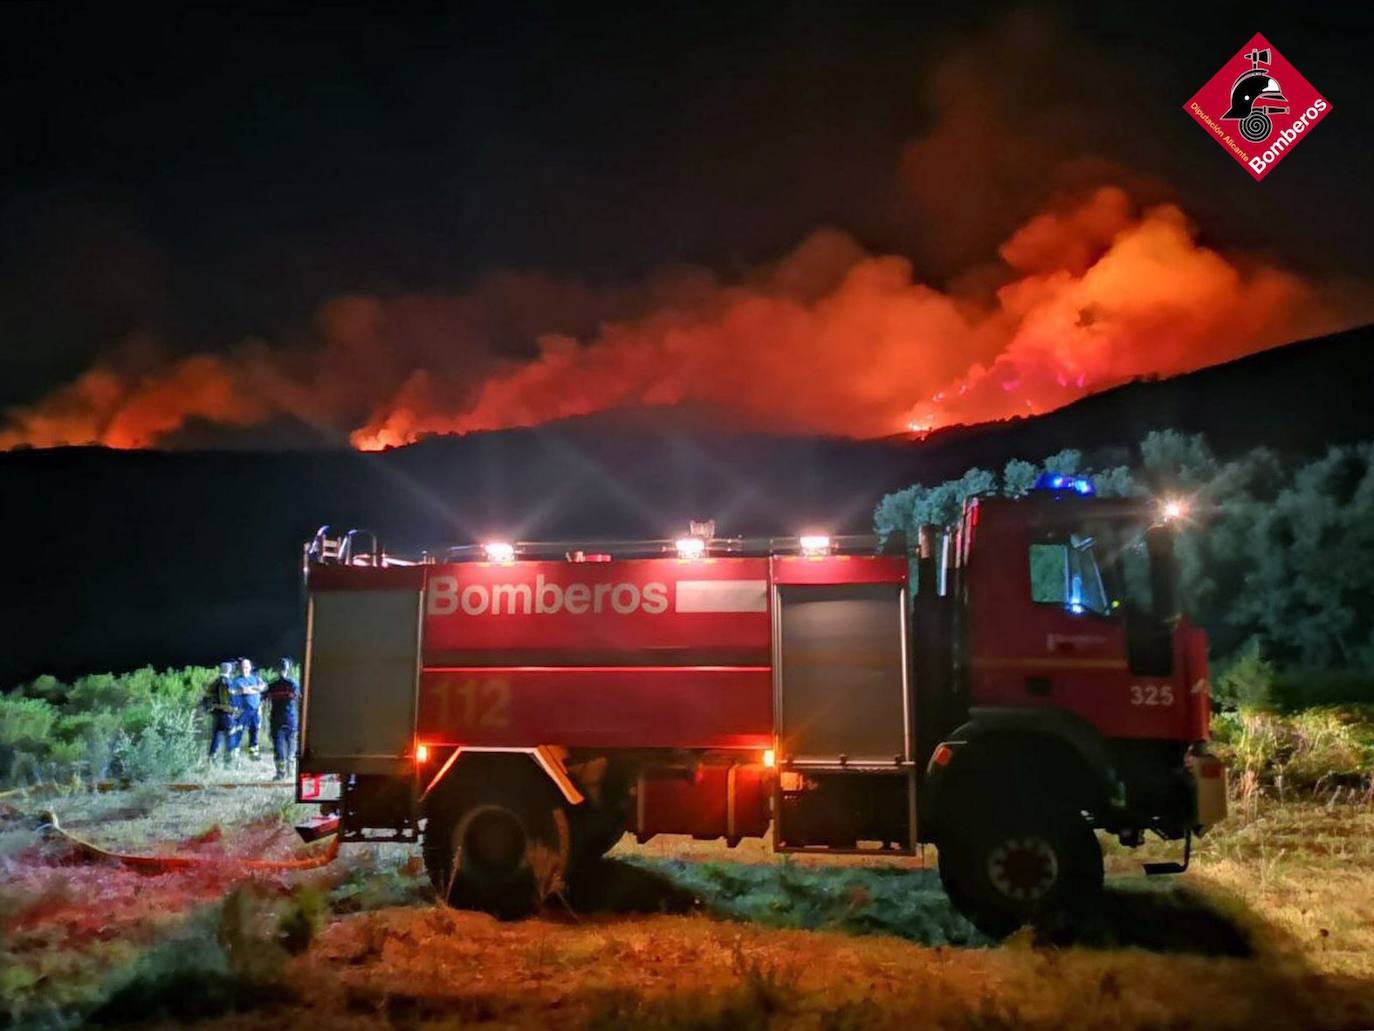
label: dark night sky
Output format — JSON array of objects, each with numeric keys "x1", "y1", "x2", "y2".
[{"x1": 2, "y1": 0, "x2": 1371, "y2": 410}]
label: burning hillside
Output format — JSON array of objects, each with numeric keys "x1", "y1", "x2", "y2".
[
  {"x1": 0, "y1": 184, "x2": 1352, "y2": 453},
  {"x1": 0, "y1": 13, "x2": 1364, "y2": 453}
]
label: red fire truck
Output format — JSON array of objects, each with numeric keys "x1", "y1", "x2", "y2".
[{"x1": 296, "y1": 478, "x2": 1226, "y2": 934}]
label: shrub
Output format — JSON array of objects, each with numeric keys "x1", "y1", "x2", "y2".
[
  {"x1": 1211, "y1": 707, "x2": 1374, "y2": 794},
  {"x1": 1, "y1": 665, "x2": 219, "y2": 787},
  {"x1": 1213, "y1": 640, "x2": 1277, "y2": 711},
  {"x1": 0, "y1": 695, "x2": 59, "y2": 783},
  {"x1": 89, "y1": 886, "x2": 295, "y2": 1024},
  {"x1": 276, "y1": 884, "x2": 328, "y2": 954},
  {"x1": 112, "y1": 694, "x2": 205, "y2": 782}
]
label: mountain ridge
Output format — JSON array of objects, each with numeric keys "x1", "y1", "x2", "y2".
[{"x1": 2, "y1": 321, "x2": 1370, "y2": 684}]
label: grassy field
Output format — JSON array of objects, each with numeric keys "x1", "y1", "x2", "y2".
[{"x1": 3, "y1": 752, "x2": 1374, "y2": 1029}]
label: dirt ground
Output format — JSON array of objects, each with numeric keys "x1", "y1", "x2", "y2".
[{"x1": 3, "y1": 760, "x2": 1374, "y2": 1029}]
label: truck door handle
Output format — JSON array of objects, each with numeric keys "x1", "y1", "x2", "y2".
[{"x1": 1026, "y1": 676, "x2": 1052, "y2": 696}]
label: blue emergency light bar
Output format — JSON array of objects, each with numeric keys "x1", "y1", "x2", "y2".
[{"x1": 1033, "y1": 473, "x2": 1096, "y2": 496}]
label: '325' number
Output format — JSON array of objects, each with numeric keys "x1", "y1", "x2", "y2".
[{"x1": 1130, "y1": 684, "x2": 1174, "y2": 706}]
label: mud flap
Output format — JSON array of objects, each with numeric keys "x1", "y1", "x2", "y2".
[{"x1": 1194, "y1": 752, "x2": 1229, "y2": 829}]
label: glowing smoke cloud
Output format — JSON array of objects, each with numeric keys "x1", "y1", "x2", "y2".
[
  {"x1": 0, "y1": 186, "x2": 1349, "y2": 451},
  {"x1": 348, "y1": 187, "x2": 1333, "y2": 448},
  {"x1": 0, "y1": 13, "x2": 1364, "y2": 451}
]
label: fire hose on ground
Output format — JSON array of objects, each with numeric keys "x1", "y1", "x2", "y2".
[
  {"x1": 3, "y1": 779, "x2": 341, "y2": 873},
  {"x1": 0, "y1": 780, "x2": 294, "y2": 801},
  {"x1": 39, "y1": 809, "x2": 340, "y2": 872}
]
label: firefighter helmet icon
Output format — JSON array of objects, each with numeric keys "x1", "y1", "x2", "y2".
[{"x1": 1222, "y1": 48, "x2": 1289, "y2": 142}]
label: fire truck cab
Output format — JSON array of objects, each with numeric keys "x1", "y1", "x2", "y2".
[{"x1": 297, "y1": 481, "x2": 1225, "y2": 934}]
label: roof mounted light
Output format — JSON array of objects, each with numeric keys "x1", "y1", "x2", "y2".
[
  {"x1": 1160, "y1": 497, "x2": 1189, "y2": 522},
  {"x1": 1032, "y1": 472, "x2": 1095, "y2": 497},
  {"x1": 688, "y1": 519, "x2": 716, "y2": 539},
  {"x1": 675, "y1": 536, "x2": 707, "y2": 560},
  {"x1": 567, "y1": 550, "x2": 613, "y2": 563},
  {"x1": 483, "y1": 541, "x2": 516, "y2": 563},
  {"x1": 798, "y1": 534, "x2": 832, "y2": 557}
]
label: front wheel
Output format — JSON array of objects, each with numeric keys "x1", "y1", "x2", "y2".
[{"x1": 938, "y1": 805, "x2": 1103, "y2": 937}]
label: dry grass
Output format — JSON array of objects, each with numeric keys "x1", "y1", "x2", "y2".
[
  {"x1": 216, "y1": 885, "x2": 1372, "y2": 1030},
  {"x1": 3, "y1": 770, "x2": 1374, "y2": 1029},
  {"x1": 1105, "y1": 794, "x2": 1374, "y2": 981}
]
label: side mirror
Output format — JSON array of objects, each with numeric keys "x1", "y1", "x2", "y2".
[
  {"x1": 1145, "y1": 525, "x2": 1178, "y2": 624},
  {"x1": 1125, "y1": 525, "x2": 1178, "y2": 677}
]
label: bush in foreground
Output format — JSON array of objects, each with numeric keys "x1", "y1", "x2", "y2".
[
  {"x1": 1212, "y1": 706, "x2": 1374, "y2": 795},
  {"x1": 89, "y1": 885, "x2": 297, "y2": 1024},
  {"x1": 1, "y1": 664, "x2": 295, "y2": 787}
]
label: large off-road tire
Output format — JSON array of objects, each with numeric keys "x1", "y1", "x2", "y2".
[
  {"x1": 938, "y1": 802, "x2": 1103, "y2": 938},
  {"x1": 567, "y1": 764, "x2": 631, "y2": 872},
  {"x1": 572, "y1": 807, "x2": 627, "y2": 861},
  {"x1": 422, "y1": 761, "x2": 571, "y2": 919}
]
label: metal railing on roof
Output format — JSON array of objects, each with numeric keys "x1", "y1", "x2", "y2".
[{"x1": 306, "y1": 527, "x2": 906, "y2": 567}]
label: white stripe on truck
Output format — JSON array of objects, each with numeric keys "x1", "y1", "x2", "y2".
[{"x1": 675, "y1": 579, "x2": 768, "y2": 613}]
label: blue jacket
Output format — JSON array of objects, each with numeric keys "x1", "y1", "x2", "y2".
[
  {"x1": 267, "y1": 676, "x2": 299, "y2": 729},
  {"x1": 232, "y1": 674, "x2": 264, "y2": 711}
]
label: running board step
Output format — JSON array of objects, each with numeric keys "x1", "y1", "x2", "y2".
[
  {"x1": 295, "y1": 815, "x2": 340, "y2": 842},
  {"x1": 1142, "y1": 829, "x2": 1192, "y2": 875},
  {"x1": 1142, "y1": 861, "x2": 1186, "y2": 875}
]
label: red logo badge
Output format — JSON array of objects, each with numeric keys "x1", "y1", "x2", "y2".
[{"x1": 1183, "y1": 34, "x2": 1331, "y2": 181}]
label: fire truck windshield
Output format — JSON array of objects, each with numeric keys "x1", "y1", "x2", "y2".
[
  {"x1": 1068, "y1": 535, "x2": 1110, "y2": 615},
  {"x1": 1083, "y1": 517, "x2": 1178, "y2": 625},
  {"x1": 1030, "y1": 516, "x2": 1173, "y2": 621}
]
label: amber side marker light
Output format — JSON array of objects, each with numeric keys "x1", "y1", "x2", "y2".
[
  {"x1": 931, "y1": 744, "x2": 954, "y2": 766},
  {"x1": 762, "y1": 749, "x2": 776, "y2": 768},
  {"x1": 415, "y1": 743, "x2": 431, "y2": 763}
]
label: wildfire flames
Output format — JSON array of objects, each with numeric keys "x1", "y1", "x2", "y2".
[
  {"x1": 0, "y1": 183, "x2": 1350, "y2": 453},
  {"x1": 0, "y1": 12, "x2": 1363, "y2": 453},
  {"x1": 354, "y1": 187, "x2": 1340, "y2": 448}
]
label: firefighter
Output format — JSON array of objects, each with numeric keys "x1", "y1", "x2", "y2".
[
  {"x1": 204, "y1": 660, "x2": 238, "y2": 763},
  {"x1": 232, "y1": 656, "x2": 265, "y2": 760},
  {"x1": 266, "y1": 657, "x2": 300, "y2": 780}
]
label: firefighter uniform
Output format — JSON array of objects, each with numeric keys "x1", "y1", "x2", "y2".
[
  {"x1": 232, "y1": 658, "x2": 265, "y2": 759},
  {"x1": 205, "y1": 661, "x2": 238, "y2": 762},
  {"x1": 267, "y1": 658, "x2": 300, "y2": 780}
]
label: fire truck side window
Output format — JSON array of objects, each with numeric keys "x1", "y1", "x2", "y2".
[
  {"x1": 1029, "y1": 536, "x2": 1110, "y2": 615},
  {"x1": 1029, "y1": 543, "x2": 1069, "y2": 604}
]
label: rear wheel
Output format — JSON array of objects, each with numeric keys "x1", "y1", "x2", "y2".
[
  {"x1": 938, "y1": 803, "x2": 1102, "y2": 938},
  {"x1": 422, "y1": 762, "x2": 570, "y2": 919}
]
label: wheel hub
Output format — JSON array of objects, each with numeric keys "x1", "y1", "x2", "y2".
[
  {"x1": 460, "y1": 806, "x2": 527, "y2": 876},
  {"x1": 987, "y1": 836, "x2": 1059, "y2": 902}
]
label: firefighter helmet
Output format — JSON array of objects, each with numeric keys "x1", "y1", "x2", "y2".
[
  {"x1": 1223, "y1": 68, "x2": 1288, "y2": 142},
  {"x1": 1223, "y1": 69, "x2": 1288, "y2": 119}
]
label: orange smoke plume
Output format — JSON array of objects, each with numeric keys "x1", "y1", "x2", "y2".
[
  {"x1": 0, "y1": 11, "x2": 1363, "y2": 452},
  {"x1": 349, "y1": 186, "x2": 1340, "y2": 448},
  {"x1": 0, "y1": 185, "x2": 1354, "y2": 452},
  {"x1": 0, "y1": 354, "x2": 268, "y2": 450}
]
